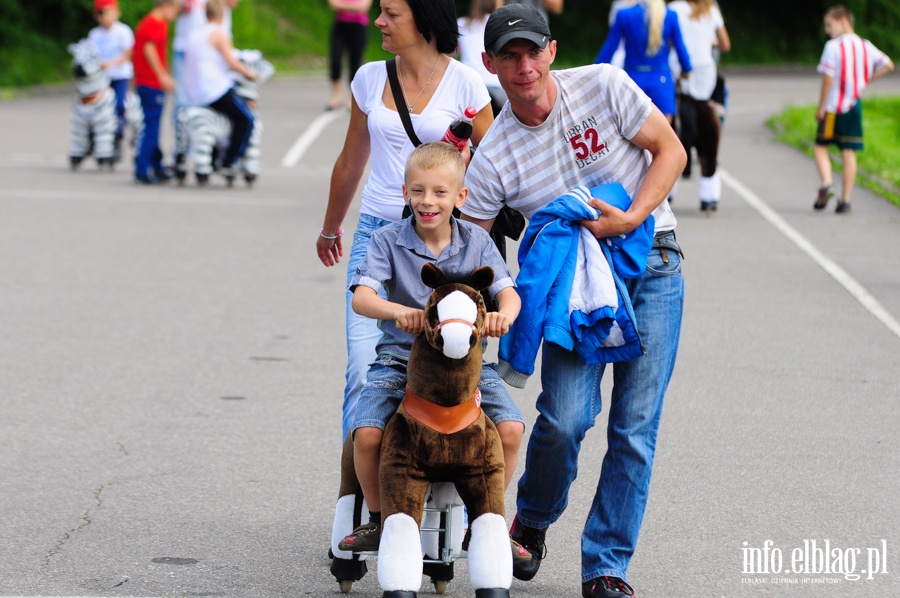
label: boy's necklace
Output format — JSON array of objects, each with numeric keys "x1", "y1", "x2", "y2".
[{"x1": 397, "y1": 54, "x2": 441, "y2": 113}]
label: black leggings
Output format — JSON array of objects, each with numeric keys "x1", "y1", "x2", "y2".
[
  {"x1": 330, "y1": 21, "x2": 368, "y2": 83},
  {"x1": 678, "y1": 94, "x2": 720, "y2": 178},
  {"x1": 208, "y1": 87, "x2": 255, "y2": 168}
]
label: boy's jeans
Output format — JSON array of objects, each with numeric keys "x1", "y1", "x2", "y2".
[
  {"x1": 110, "y1": 79, "x2": 129, "y2": 141},
  {"x1": 515, "y1": 236, "x2": 684, "y2": 581},
  {"x1": 135, "y1": 86, "x2": 165, "y2": 178},
  {"x1": 341, "y1": 213, "x2": 392, "y2": 440}
]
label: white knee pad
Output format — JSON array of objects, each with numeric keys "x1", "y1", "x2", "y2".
[
  {"x1": 700, "y1": 172, "x2": 721, "y2": 202},
  {"x1": 378, "y1": 513, "x2": 423, "y2": 592},
  {"x1": 466, "y1": 513, "x2": 512, "y2": 590}
]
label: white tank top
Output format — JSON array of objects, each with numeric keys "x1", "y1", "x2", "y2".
[{"x1": 183, "y1": 23, "x2": 234, "y2": 106}]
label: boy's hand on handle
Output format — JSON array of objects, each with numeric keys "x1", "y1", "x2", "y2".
[
  {"x1": 395, "y1": 308, "x2": 426, "y2": 335},
  {"x1": 481, "y1": 311, "x2": 513, "y2": 338}
]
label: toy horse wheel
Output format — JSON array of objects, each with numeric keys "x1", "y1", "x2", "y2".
[
  {"x1": 338, "y1": 579, "x2": 353, "y2": 593},
  {"x1": 433, "y1": 579, "x2": 448, "y2": 594}
]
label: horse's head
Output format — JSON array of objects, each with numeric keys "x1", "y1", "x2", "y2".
[
  {"x1": 420, "y1": 263, "x2": 494, "y2": 360},
  {"x1": 68, "y1": 39, "x2": 109, "y2": 97},
  {"x1": 230, "y1": 49, "x2": 275, "y2": 104}
]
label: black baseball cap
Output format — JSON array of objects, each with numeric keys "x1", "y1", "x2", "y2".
[{"x1": 484, "y1": 4, "x2": 551, "y2": 56}]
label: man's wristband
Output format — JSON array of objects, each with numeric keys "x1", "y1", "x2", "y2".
[{"x1": 319, "y1": 228, "x2": 343, "y2": 240}]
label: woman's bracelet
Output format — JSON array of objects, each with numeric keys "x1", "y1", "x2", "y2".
[{"x1": 319, "y1": 228, "x2": 343, "y2": 240}]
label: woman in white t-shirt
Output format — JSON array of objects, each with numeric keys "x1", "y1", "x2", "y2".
[
  {"x1": 458, "y1": 0, "x2": 507, "y2": 115},
  {"x1": 668, "y1": 0, "x2": 730, "y2": 211},
  {"x1": 315, "y1": 0, "x2": 493, "y2": 443}
]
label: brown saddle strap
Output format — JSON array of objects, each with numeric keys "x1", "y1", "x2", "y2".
[{"x1": 402, "y1": 386, "x2": 481, "y2": 434}]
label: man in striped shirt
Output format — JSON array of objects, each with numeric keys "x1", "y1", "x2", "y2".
[
  {"x1": 462, "y1": 4, "x2": 687, "y2": 597},
  {"x1": 813, "y1": 4, "x2": 893, "y2": 213}
]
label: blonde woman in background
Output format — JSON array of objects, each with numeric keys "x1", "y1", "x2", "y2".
[
  {"x1": 668, "y1": 0, "x2": 730, "y2": 211},
  {"x1": 596, "y1": 0, "x2": 691, "y2": 123},
  {"x1": 457, "y1": 0, "x2": 507, "y2": 115}
]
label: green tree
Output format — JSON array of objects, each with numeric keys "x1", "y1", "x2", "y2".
[{"x1": 2, "y1": 0, "x2": 898, "y2": 88}]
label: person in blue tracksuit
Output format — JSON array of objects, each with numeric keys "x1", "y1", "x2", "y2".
[{"x1": 596, "y1": 0, "x2": 692, "y2": 123}]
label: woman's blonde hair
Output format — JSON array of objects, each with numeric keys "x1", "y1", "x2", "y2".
[
  {"x1": 687, "y1": 0, "x2": 714, "y2": 20},
  {"x1": 644, "y1": 0, "x2": 666, "y2": 55}
]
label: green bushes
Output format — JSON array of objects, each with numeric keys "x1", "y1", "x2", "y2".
[{"x1": 2, "y1": 0, "x2": 899, "y2": 87}]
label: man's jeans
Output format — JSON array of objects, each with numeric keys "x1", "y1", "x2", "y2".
[
  {"x1": 515, "y1": 235, "x2": 684, "y2": 581},
  {"x1": 341, "y1": 213, "x2": 392, "y2": 440}
]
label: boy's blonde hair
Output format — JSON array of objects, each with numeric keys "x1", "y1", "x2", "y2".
[
  {"x1": 207, "y1": 0, "x2": 224, "y2": 21},
  {"x1": 825, "y1": 4, "x2": 854, "y2": 27},
  {"x1": 405, "y1": 141, "x2": 467, "y2": 188},
  {"x1": 153, "y1": 0, "x2": 179, "y2": 7}
]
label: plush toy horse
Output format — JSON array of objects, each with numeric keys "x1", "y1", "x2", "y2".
[
  {"x1": 330, "y1": 264, "x2": 512, "y2": 597},
  {"x1": 173, "y1": 49, "x2": 274, "y2": 187},
  {"x1": 378, "y1": 263, "x2": 511, "y2": 598},
  {"x1": 67, "y1": 39, "x2": 142, "y2": 170}
]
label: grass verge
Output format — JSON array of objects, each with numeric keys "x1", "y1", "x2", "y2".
[{"x1": 766, "y1": 96, "x2": 900, "y2": 208}]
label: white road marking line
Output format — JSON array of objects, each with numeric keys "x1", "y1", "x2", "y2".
[
  {"x1": 280, "y1": 109, "x2": 346, "y2": 167},
  {"x1": 720, "y1": 167, "x2": 900, "y2": 340}
]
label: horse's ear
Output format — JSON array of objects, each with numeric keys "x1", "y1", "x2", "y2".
[
  {"x1": 421, "y1": 263, "x2": 447, "y2": 289},
  {"x1": 469, "y1": 266, "x2": 494, "y2": 291}
]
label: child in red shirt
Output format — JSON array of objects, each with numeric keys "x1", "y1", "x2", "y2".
[{"x1": 133, "y1": 0, "x2": 180, "y2": 184}]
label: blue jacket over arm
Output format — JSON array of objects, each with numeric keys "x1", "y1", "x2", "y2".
[{"x1": 497, "y1": 184, "x2": 654, "y2": 388}]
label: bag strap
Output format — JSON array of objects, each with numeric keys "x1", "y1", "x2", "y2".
[{"x1": 386, "y1": 58, "x2": 422, "y2": 147}]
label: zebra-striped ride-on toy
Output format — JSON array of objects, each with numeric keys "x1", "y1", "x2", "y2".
[
  {"x1": 174, "y1": 49, "x2": 275, "y2": 187},
  {"x1": 67, "y1": 39, "x2": 142, "y2": 171}
]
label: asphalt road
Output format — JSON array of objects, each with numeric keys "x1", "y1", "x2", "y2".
[{"x1": 1, "y1": 69, "x2": 898, "y2": 598}]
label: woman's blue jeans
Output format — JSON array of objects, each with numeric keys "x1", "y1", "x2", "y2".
[
  {"x1": 515, "y1": 238, "x2": 684, "y2": 582},
  {"x1": 341, "y1": 213, "x2": 392, "y2": 440}
]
